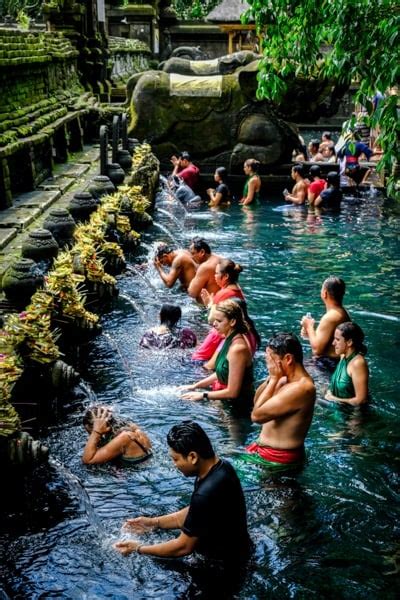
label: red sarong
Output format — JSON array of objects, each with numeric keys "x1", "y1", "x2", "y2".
[{"x1": 246, "y1": 442, "x2": 305, "y2": 464}]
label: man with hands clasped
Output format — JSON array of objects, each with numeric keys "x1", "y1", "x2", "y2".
[
  {"x1": 300, "y1": 276, "x2": 351, "y2": 368},
  {"x1": 113, "y1": 421, "x2": 250, "y2": 564},
  {"x1": 245, "y1": 333, "x2": 316, "y2": 466}
]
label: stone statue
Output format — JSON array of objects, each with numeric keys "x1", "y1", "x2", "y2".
[{"x1": 126, "y1": 55, "x2": 298, "y2": 171}]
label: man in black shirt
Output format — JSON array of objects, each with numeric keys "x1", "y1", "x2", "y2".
[{"x1": 114, "y1": 421, "x2": 250, "y2": 563}]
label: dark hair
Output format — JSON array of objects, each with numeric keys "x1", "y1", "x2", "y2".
[
  {"x1": 292, "y1": 164, "x2": 304, "y2": 176},
  {"x1": 83, "y1": 405, "x2": 130, "y2": 435},
  {"x1": 180, "y1": 151, "x2": 191, "y2": 161},
  {"x1": 160, "y1": 304, "x2": 181, "y2": 329},
  {"x1": 267, "y1": 332, "x2": 303, "y2": 363},
  {"x1": 215, "y1": 166, "x2": 228, "y2": 182},
  {"x1": 214, "y1": 299, "x2": 249, "y2": 335},
  {"x1": 309, "y1": 139, "x2": 320, "y2": 150},
  {"x1": 156, "y1": 243, "x2": 174, "y2": 259},
  {"x1": 191, "y1": 237, "x2": 211, "y2": 255},
  {"x1": 323, "y1": 276, "x2": 346, "y2": 303},
  {"x1": 337, "y1": 321, "x2": 367, "y2": 355},
  {"x1": 322, "y1": 131, "x2": 332, "y2": 140},
  {"x1": 326, "y1": 142, "x2": 336, "y2": 155},
  {"x1": 309, "y1": 165, "x2": 321, "y2": 178},
  {"x1": 234, "y1": 299, "x2": 261, "y2": 350},
  {"x1": 218, "y1": 258, "x2": 243, "y2": 284},
  {"x1": 244, "y1": 158, "x2": 260, "y2": 173},
  {"x1": 327, "y1": 171, "x2": 340, "y2": 187},
  {"x1": 167, "y1": 420, "x2": 215, "y2": 458}
]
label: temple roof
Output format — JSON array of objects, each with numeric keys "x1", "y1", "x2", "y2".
[{"x1": 206, "y1": 0, "x2": 251, "y2": 23}]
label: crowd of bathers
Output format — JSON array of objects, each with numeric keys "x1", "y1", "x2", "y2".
[{"x1": 80, "y1": 166, "x2": 370, "y2": 564}]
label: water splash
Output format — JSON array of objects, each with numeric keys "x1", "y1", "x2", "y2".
[
  {"x1": 156, "y1": 207, "x2": 185, "y2": 231},
  {"x1": 49, "y1": 457, "x2": 104, "y2": 534},
  {"x1": 152, "y1": 221, "x2": 180, "y2": 245},
  {"x1": 119, "y1": 293, "x2": 145, "y2": 317},
  {"x1": 102, "y1": 332, "x2": 135, "y2": 395},
  {"x1": 76, "y1": 380, "x2": 98, "y2": 405},
  {"x1": 125, "y1": 264, "x2": 160, "y2": 293}
]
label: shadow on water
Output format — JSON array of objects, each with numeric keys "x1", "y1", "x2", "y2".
[{"x1": 2, "y1": 188, "x2": 400, "y2": 597}]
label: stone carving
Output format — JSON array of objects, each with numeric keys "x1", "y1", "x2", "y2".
[
  {"x1": 162, "y1": 51, "x2": 260, "y2": 76},
  {"x1": 127, "y1": 56, "x2": 298, "y2": 171},
  {"x1": 169, "y1": 46, "x2": 207, "y2": 61}
]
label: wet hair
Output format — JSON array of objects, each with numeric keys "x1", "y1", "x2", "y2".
[
  {"x1": 191, "y1": 237, "x2": 211, "y2": 255},
  {"x1": 309, "y1": 165, "x2": 321, "y2": 178},
  {"x1": 327, "y1": 171, "x2": 340, "y2": 187},
  {"x1": 337, "y1": 321, "x2": 367, "y2": 355},
  {"x1": 83, "y1": 405, "x2": 130, "y2": 435},
  {"x1": 160, "y1": 304, "x2": 181, "y2": 329},
  {"x1": 179, "y1": 151, "x2": 191, "y2": 161},
  {"x1": 322, "y1": 131, "x2": 332, "y2": 141},
  {"x1": 215, "y1": 166, "x2": 228, "y2": 182},
  {"x1": 214, "y1": 299, "x2": 249, "y2": 335},
  {"x1": 156, "y1": 243, "x2": 174, "y2": 259},
  {"x1": 217, "y1": 258, "x2": 243, "y2": 284},
  {"x1": 167, "y1": 420, "x2": 215, "y2": 458},
  {"x1": 234, "y1": 299, "x2": 261, "y2": 350},
  {"x1": 292, "y1": 164, "x2": 304, "y2": 176},
  {"x1": 244, "y1": 158, "x2": 260, "y2": 173},
  {"x1": 267, "y1": 332, "x2": 303, "y2": 364},
  {"x1": 323, "y1": 276, "x2": 346, "y2": 303},
  {"x1": 309, "y1": 139, "x2": 320, "y2": 151}
]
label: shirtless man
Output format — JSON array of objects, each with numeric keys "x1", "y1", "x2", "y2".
[
  {"x1": 247, "y1": 333, "x2": 316, "y2": 466},
  {"x1": 283, "y1": 164, "x2": 309, "y2": 205},
  {"x1": 154, "y1": 244, "x2": 197, "y2": 292},
  {"x1": 187, "y1": 237, "x2": 222, "y2": 304},
  {"x1": 300, "y1": 276, "x2": 351, "y2": 361}
]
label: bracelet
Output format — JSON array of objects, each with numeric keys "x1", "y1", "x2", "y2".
[
  {"x1": 155, "y1": 517, "x2": 161, "y2": 528},
  {"x1": 203, "y1": 392, "x2": 209, "y2": 400},
  {"x1": 93, "y1": 430, "x2": 102, "y2": 435},
  {"x1": 136, "y1": 544, "x2": 144, "y2": 554}
]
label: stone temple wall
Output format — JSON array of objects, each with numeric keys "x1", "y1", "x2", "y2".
[{"x1": 0, "y1": 29, "x2": 94, "y2": 209}]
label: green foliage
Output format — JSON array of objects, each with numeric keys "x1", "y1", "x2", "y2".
[
  {"x1": 172, "y1": 0, "x2": 220, "y2": 20},
  {"x1": 243, "y1": 0, "x2": 400, "y2": 195},
  {"x1": 16, "y1": 9, "x2": 30, "y2": 30}
]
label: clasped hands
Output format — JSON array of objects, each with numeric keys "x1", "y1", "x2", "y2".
[{"x1": 300, "y1": 314, "x2": 315, "y2": 339}]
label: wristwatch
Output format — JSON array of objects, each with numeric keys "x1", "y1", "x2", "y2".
[{"x1": 203, "y1": 392, "x2": 209, "y2": 400}]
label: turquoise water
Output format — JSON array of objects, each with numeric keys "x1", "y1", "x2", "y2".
[{"x1": 1, "y1": 191, "x2": 399, "y2": 598}]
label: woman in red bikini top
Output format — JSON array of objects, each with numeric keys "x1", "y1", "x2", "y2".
[{"x1": 192, "y1": 259, "x2": 246, "y2": 362}]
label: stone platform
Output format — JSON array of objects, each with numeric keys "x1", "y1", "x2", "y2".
[{"x1": 0, "y1": 145, "x2": 100, "y2": 282}]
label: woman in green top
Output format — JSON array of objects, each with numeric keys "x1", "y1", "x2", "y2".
[
  {"x1": 181, "y1": 300, "x2": 254, "y2": 406},
  {"x1": 325, "y1": 322, "x2": 369, "y2": 406},
  {"x1": 239, "y1": 158, "x2": 261, "y2": 206}
]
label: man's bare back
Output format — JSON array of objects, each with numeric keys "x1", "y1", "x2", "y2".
[
  {"x1": 316, "y1": 306, "x2": 351, "y2": 357},
  {"x1": 188, "y1": 254, "x2": 221, "y2": 301},
  {"x1": 173, "y1": 250, "x2": 197, "y2": 289}
]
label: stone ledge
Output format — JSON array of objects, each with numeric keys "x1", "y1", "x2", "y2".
[
  {"x1": 0, "y1": 207, "x2": 41, "y2": 230},
  {"x1": 13, "y1": 190, "x2": 61, "y2": 214},
  {"x1": 38, "y1": 176, "x2": 75, "y2": 194},
  {"x1": 0, "y1": 227, "x2": 17, "y2": 250}
]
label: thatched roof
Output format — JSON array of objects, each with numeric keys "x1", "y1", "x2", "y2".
[{"x1": 206, "y1": 0, "x2": 251, "y2": 23}]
